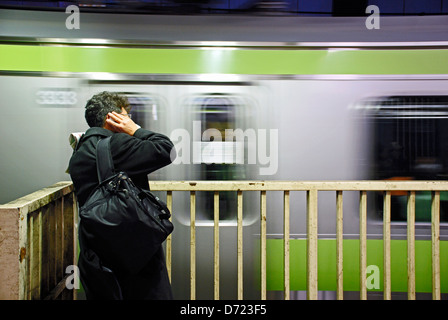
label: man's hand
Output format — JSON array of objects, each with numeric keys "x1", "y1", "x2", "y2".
[{"x1": 105, "y1": 112, "x2": 139, "y2": 136}]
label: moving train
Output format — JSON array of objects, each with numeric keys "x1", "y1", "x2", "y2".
[{"x1": 1, "y1": 8, "x2": 448, "y2": 299}]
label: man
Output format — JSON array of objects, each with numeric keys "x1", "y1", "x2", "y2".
[{"x1": 69, "y1": 91, "x2": 175, "y2": 299}]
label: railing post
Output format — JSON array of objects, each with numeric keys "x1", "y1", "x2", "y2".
[
  {"x1": 359, "y1": 191, "x2": 367, "y2": 300},
  {"x1": 407, "y1": 191, "x2": 416, "y2": 300},
  {"x1": 383, "y1": 191, "x2": 391, "y2": 300},
  {"x1": 306, "y1": 189, "x2": 318, "y2": 300},
  {"x1": 283, "y1": 191, "x2": 290, "y2": 300},
  {"x1": 214, "y1": 191, "x2": 220, "y2": 300},
  {"x1": 431, "y1": 191, "x2": 441, "y2": 300},
  {"x1": 55, "y1": 198, "x2": 63, "y2": 293},
  {"x1": 18, "y1": 208, "x2": 28, "y2": 300},
  {"x1": 29, "y1": 211, "x2": 42, "y2": 300},
  {"x1": 260, "y1": 190, "x2": 267, "y2": 300},
  {"x1": 237, "y1": 190, "x2": 243, "y2": 300},
  {"x1": 63, "y1": 192, "x2": 77, "y2": 300},
  {"x1": 166, "y1": 191, "x2": 173, "y2": 282},
  {"x1": 190, "y1": 191, "x2": 196, "y2": 300},
  {"x1": 0, "y1": 208, "x2": 21, "y2": 299},
  {"x1": 336, "y1": 190, "x2": 344, "y2": 300}
]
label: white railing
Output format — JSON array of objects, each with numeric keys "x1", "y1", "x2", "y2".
[
  {"x1": 150, "y1": 180, "x2": 448, "y2": 300},
  {"x1": 1, "y1": 180, "x2": 446, "y2": 300}
]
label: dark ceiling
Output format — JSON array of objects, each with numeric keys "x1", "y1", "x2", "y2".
[{"x1": 0, "y1": 0, "x2": 447, "y2": 16}]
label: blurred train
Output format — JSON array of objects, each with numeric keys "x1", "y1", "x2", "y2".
[{"x1": 1, "y1": 8, "x2": 448, "y2": 299}]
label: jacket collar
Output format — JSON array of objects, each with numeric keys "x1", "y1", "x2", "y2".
[
  {"x1": 84, "y1": 127, "x2": 114, "y2": 138},
  {"x1": 74, "y1": 127, "x2": 113, "y2": 152}
]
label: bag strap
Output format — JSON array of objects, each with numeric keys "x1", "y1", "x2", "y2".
[{"x1": 96, "y1": 136, "x2": 115, "y2": 183}]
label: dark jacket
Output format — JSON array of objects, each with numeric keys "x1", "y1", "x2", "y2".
[{"x1": 69, "y1": 127, "x2": 175, "y2": 300}]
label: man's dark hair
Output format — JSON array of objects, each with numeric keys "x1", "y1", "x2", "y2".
[{"x1": 85, "y1": 91, "x2": 131, "y2": 128}]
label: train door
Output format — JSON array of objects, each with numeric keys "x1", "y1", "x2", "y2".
[
  {"x1": 168, "y1": 86, "x2": 262, "y2": 299},
  {"x1": 365, "y1": 95, "x2": 448, "y2": 222},
  {"x1": 194, "y1": 94, "x2": 244, "y2": 222},
  {"x1": 181, "y1": 92, "x2": 259, "y2": 224}
]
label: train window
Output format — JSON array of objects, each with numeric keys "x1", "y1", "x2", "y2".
[
  {"x1": 366, "y1": 96, "x2": 448, "y2": 222},
  {"x1": 191, "y1": 94, "x2": 251, "y2": 222},
  {"x1": 117, "y1": 93, "x2": 164, "y2": 133},
  {"x1": 112, "y1": 92, "x2": 166, "y2": 180}
]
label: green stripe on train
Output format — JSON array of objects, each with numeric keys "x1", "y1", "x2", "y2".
[
  {"x1": 265, "y1": 239, "x2": 448, "y2": 293},
  {"x1": 1, "y1": 45, "x2": 448, "y2": 75}
]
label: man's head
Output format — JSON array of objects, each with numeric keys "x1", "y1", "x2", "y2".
[{"x1": 85, "y1": 91, "x2": 131, "y2": 128}]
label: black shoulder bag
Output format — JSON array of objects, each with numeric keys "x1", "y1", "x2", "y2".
[{"x1": 79, "y1": 136, "x2": 174, "y2": 274}]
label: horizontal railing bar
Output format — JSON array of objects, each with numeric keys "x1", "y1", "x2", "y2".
[
  {"x1": 149, "y1": 180, "x2": 448, "y2": 191},
  {"x1": 0, "y1": 182, "x2": 73, "y2": 213}
]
